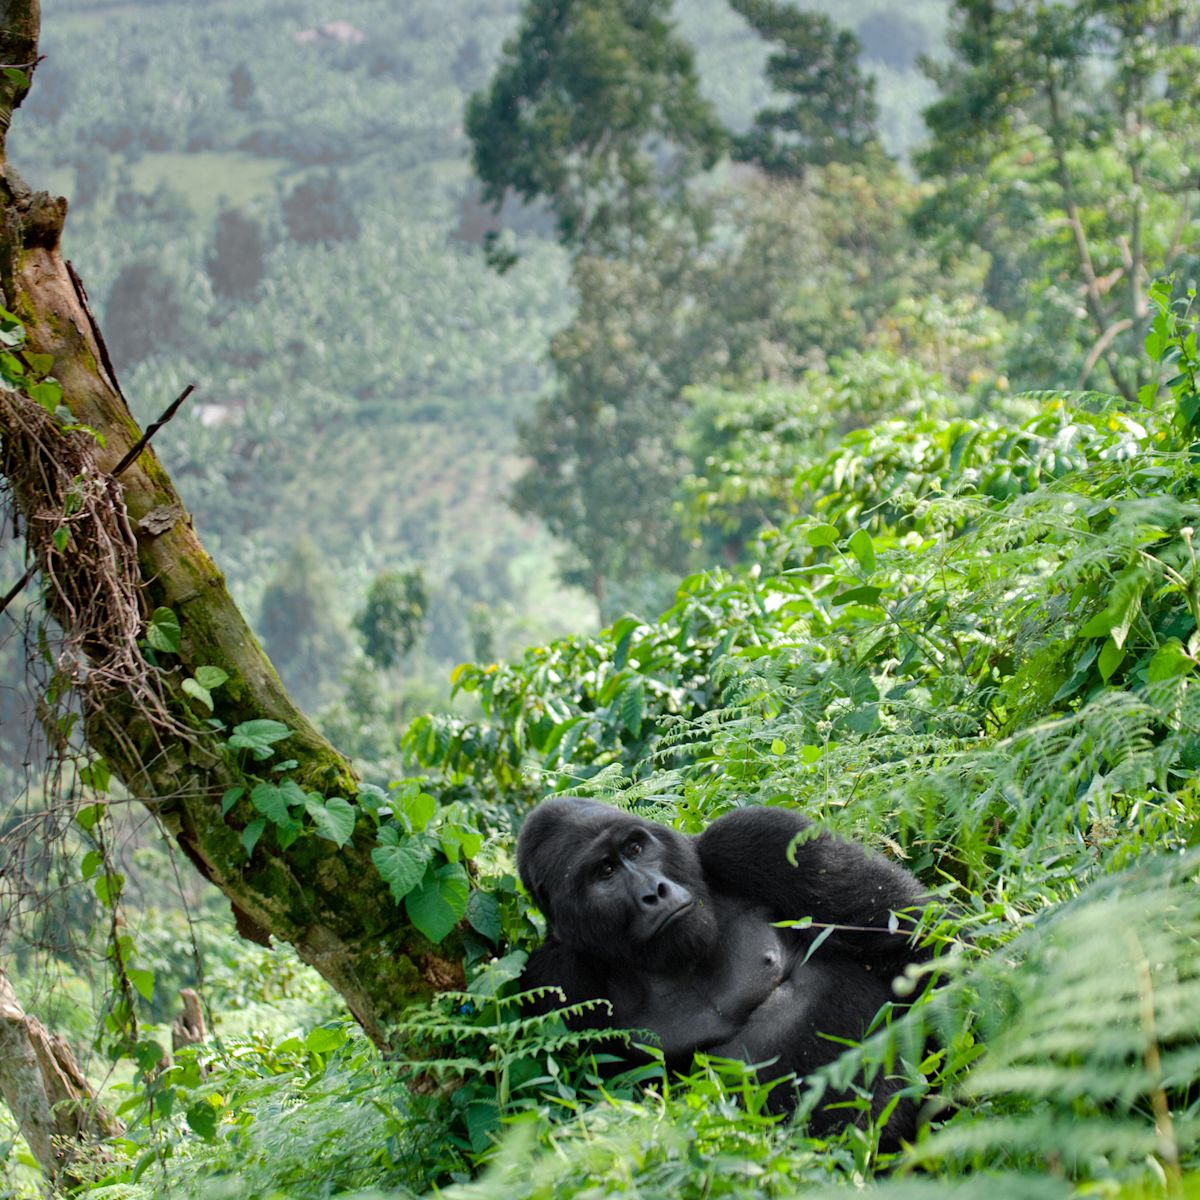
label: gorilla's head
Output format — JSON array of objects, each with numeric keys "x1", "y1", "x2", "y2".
[{"x1": 517, "y1": 798, "x2": 719, "y2": 972}]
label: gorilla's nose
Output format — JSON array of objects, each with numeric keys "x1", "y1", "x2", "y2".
[{"x1": 638, "y1": 872, "x2": 690, "y2": 909}]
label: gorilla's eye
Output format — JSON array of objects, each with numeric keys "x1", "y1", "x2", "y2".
[
  {"x1": 625, "y1": 837, "x2": 643, "y2": 858},
  {"x1": 597, "y1": 860, "x2": 616, "y2": 880}
]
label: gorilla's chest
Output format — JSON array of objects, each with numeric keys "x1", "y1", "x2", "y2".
[{"x1": 610, "y1": 902, "x2": 804, "y2": 1065}]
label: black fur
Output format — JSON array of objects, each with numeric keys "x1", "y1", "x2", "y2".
[{"x1": 517, "y1": 798, "x2": 934, "y2": 1143}]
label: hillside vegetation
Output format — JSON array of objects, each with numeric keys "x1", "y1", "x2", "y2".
[{"x1": 2, "y1": 0, "x2": 1199, "y2": 1198}]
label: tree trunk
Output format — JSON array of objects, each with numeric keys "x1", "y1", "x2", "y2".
[
  {"x1": 0, "y1": 967, "x2": 121, "y2": 1186},
  {"x1": 0, "y1": 0, "x2": 462, "y2": 1052}
]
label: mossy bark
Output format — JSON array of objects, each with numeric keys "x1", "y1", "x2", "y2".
[{"x1": 0, "y1": 1, "x2": 462, "y2": 1047}]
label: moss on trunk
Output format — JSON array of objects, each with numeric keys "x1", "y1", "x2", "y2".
[{"x1": 0, "y1": 0, "x2": 464, "y2": 1047}]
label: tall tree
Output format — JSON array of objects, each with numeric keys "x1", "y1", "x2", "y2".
[
  {"x1": 0, "y1": 0, "x2": 465, "y2": 1055},
  {"x1": 729, "y1": 0, "x2": 880, "y2": 177},
  {"x1": 465, "y1": 0, "x2": 726, "y2": 256},
  {"x1": 918, "y1": 0, "x2": 1200, "y2": 400},
  {"x1": 510, "y1": 236, "x2": 707, "y2": 609}
]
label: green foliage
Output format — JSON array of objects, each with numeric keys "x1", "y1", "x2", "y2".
[
  {"x1": 205, "y1": 206, "x2": 267, "y2": 300},
  {"x1": 730, "y1": 0, "x2": 881, "y2": 177},
  {"x1": 465, "y1": 0, "x2": 726, "y2": 254},
  {"x1": 12, "y1": 0, "x2": 1200, "y2": 1193},
  {"x1": 103, "y1": 259, "x2": 188, "y2": 369},
  {"x1": 512, "y1": 165, "x2": 995, "y2": 610},
  {"x1": 281, "y1": 172, "x2": 361, "y2": 246},
  {"x1": 917, "y1": 0, "x2": 1200, "y2": 398},
  {"x1": 257, "y1": 539, "x2": 353, "y2": 711},
  {"x1": 395, "y1": 287, "x2": 1200, "y2": 1194},
  {"x1": 357, "y1": 567, "x2": 429, "y2": 669}
]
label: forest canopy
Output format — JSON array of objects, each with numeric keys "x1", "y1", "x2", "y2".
[{"x1": 1, "y1": 0, "x2": 1199, "y2": 1198}]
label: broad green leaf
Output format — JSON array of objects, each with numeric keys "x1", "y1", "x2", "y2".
[
  {"x1": 79, "y1": 758, "x2": 111, "y2": 793},
  {"x1": 1098, "y1": 638, "x2": 1125, "y2": 682},
  {"x1": 406, "y1": 862, "x2": 469, "y2": 944},
  {"x1": 372, "y1": 835, "x2": 430, "y2": 903},
  {"x1": 23, "y1": 352, "x2": 53, "y2": 377},
  {"x1": 832, "y1": 585, "x2": 883, "y2": 608},
  {"x1": 450, "y1": 663, "x2": 478, "y2": 693},
  {"x1": 181, "y1": 678, "x2": 213, "y2": 710},
  {"x1": 394, "y1": 783, "x2": 436, "y2": 832},
  {"x1": 305, "y1": 795, "x2": 356, "y2": 847},
  {"x1": 241, "y1": 818, "x2": 266, "y2": 856},
  {"x1": 611, "y1": 617, "x2": 639, "y2": 669},
  {"x1": 1148, "y1": 639, "x2": 1194, "y2": 682},
  {"x1": 451, "y1": 827, "x2": 483, "y2": 861},
  {"x1": 228, "y1": 719, "x2": 292, "y2": 760},
  {"x1": 805, "y1": 523, "x2": 838, "y2": 548},
  {"x1": 81, "y1": 849, "x2": 103, "y2": 880},
  {"x1": 29, "y1": 378, "x2": 62, "y2": 412},
  {"x1": 468, "y1": 949, "x2": 528, "y2": 996},
  {"x1": 146, "y1": 607, "x2": 181, "y2": 654},
  {"x1": 194, "y1": 665, "x2": 229, "y2": 690},
  {"x1": 619, "y1": 678, "x2": 644, "y2": 737},
  {"x1": 467, "y1": 890, "x2": 501, "y2": 944},
  {"x1": 1080, "y1": 568, "x2": 1148, "y2": 649},
  {"x1": 221, "y1": 786, "x2": 245, "y2": 815},
  {"x1": 305, "y1": 1026, "x2": 347, "y2": 1055},
  {"x1": 133, "y1": 1040, "x2": 165, "y2": 1074},
  {"x1": 276, "y1": 818, "x2": 303, "y2": 850},
  {"x1": 355, "y1": 782, "x2": 388, "y2": 815},
  {"x1": 848, "y1": 529, "x2": 876, "y2": 574},
  {"x1": 126, "y1": 967, "x2": 155, "y2": 1002},
  {"x1": 94, "y1": 872, "x2": 124, "y2": 907},
  {"x1": 250, "y1": 780, "x2": 305, "y2": 825},
  {"x1": 75, "y1": 803, "x2": 104, "y2": 832},
  {"x1": 186, "y1": 1102, "x2": 217, "y2": 1140}
]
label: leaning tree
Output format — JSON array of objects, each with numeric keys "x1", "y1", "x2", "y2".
[{"x1": 0, "y1": 0, "x2": 466, "y2": 1068}]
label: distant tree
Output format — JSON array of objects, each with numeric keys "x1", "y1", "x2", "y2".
[
  {"x1": 356, "y1": 568, "x2": 428, "y2": 669},
  {"x1": 258, "y1": 539, "x2": 352, "y2": 709},
  {"x1": 729, "y1": 0, "x2": 880, "y2": 177},
  {"x1": 205, "y1": 207, "x2": 267, "y2": 301},
  {"x1": 103, "y1": 260, "x2": 185, "y2": 368},
  {"x1": 509, "y1": 185, "x2": 819, "y2": 609},
  {"x1": 282, "y1": 173, "x2": 361, "y2": 245},
  {"x1": 509, "y1": 167, "x2": 992, "y2": 604},
  {"x1": 229, "y1": 62, "x2": 256, "y2": 112},
  {"x1": 23, "y1": 55, "x2": 70, "y2": 125},
  {"x1": 918, "y1": 0, "x2": 1200, "y2": 400},
  {"x1": 112, "y1": 179, "x2": 190, "y2": 226},
  {"x1": 465, "y1": 0, "x2": 726, "y2": 256},
  {"x1": 510, "y1": 231, "x2": 710, "y2": 609},
  {"x1": 70, "y1": 154, "x2": 107, "y2": 209},
  {"x1": 452, "y1": 34, "x2": 485, "y2": 89}
]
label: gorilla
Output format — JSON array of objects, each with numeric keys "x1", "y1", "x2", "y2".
[{"x1": 516, "y1": 798, "x2": 936, "y2": 1142}]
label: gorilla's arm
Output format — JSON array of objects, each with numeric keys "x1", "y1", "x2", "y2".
[
  {"x1": 519, "y1": 938, "x2": 616, "y2": 1022},
  {"x1": 696, "y1": 806, "x2": 931, "y2": 962}
]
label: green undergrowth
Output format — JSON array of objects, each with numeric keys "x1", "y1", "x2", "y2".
[{"x1": 14, "y1": 286, "x2": 1200, "y2": 1199}]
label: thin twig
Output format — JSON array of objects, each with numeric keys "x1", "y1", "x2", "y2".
[
  {"x1": 111, "y1": 384, "x2": 195, "y2": 477},
  {"x1": 0, "y1": 563, "x2": 36, "y2": 617}
]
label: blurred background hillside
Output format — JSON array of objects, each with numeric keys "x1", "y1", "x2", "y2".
[{"x1": 4, "y1": 0, "x2": 950, "y2": 777}]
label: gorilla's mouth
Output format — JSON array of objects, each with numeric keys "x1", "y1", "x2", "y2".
[{"x1": 649, "y1": 899, "x2": 695, "y2": 938}]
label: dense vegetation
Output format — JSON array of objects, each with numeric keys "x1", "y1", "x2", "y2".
[{"x1": 3, "y1": 0, "x2": 1200, "y2": 1197}]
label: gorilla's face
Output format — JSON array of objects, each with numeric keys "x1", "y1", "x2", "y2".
[{"x1": 517, "y1": 799, "x2": 719, "y2": 972}]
